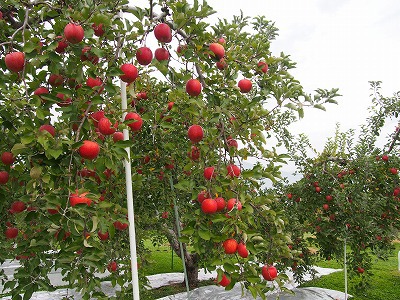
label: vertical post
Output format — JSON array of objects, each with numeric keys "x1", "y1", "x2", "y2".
[
  {"x1": 344, "y1": 238, "x2": 348, "y2": 300},
  {"x1": 169, "y1": 177, "x2": 190, "y2": 299},
  {"x1": 398, "y1": 250, "x2": 400, "y2": 272},
  {"x1": 121, "y1": 79, "x2": 140, "y2": 300}
]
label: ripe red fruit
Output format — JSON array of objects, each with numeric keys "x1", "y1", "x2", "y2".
[
  {"x1": 55, "y1": 38, "x2": 68, "y2": 53},
  {"x1": 223, "y1": 239, "x2": 238, "y2": 254},
  {"x1": 92, "y1": 23, "x2": 105, "y2": 37},
  {"x1": 113, "y1": 220, "x2": 128, "y2": 230},
  {"x1": 79, "y1": 140, "x2": 100, "y2": 160},
  {"x1": 186, "y1": 79, "x2": 202, "y2": 96},
  {"x1": 69, "y1": 191, "x2": 92, "y2": 207},
  {"x1": 97, "y1": 231, "x2": 109, "y2": 241},
  {"x1": 154, "y1": 23, "x2": 172, "y2": 43},
  {"x1": 238, "y1": 79, "x2": 252, "y2": 93},
  {"x1": 325, "y1": 195, "x2": 333, "y2": 202},
  {"x1": 113, "y1": 131, "x2": 124, "y2": 142},
  {"x1": 120, "y1": 63, "x2": 138, "y2": 83},
  {"x1": 218, "y1": 37, "x2": 226, "y2": 44},
  {"x1": 56, "y1": 93, "x2": 72, "y2": 107},
  {"x1": 204, "y1": 166, "x2": 215, "y2": 180},
  {"x1": 161, "y1": 211, "x2": 169, "y2": 219},
  {"x1": 216, "y1": 58, "x2": 227, "y2": 70},
  {"x1": 136, "y1": 47, "x2": 153, "y2": 65},
  {"x1": 1, "y1": 152, "x2": 14, "y2": 165},
  {"x1": 107, "y1": 261, "x2": 118, "y2": 272},
  {"x1": 64, "y1": 23, "x2": 84, "y2": 44},
  {"x1": 33, "y1": 87, "x2": 49, "y2": 99},
  {"x1": 5, "y1": 227, "x2": 18, "y2": 239},
  {"x1": 5, "y1": 52, "x2": 25, "y2": 73},
  {"x1": 167, "y1": 102, "x2": 174, "y2": 111},
  {"x1": 98, "y1": 117, "x2": 116, "y2": 135},
  {"x1": 86, "y1": 77, "x2": 103, "y2": 90},
  {"x1": 226, "y1": 198, "x2": 242, "y2": 211},
  {"x1": 209, "y1": 43, "x2": 225, "y2": 59},
  {"x1": 10, "y1": 201, "x2": 26, "y2": 213},
  {"x1": 0, "y1": 171, "x2": 10, "y2": 184},
  {"x1": 80, "y1": 46, "x2": 99, "y2": 64},
  {"x1": 155, "y1": 47, "x2": 170, "y2": 61},
  {"x1": 188, "y1": 125, "x2": 204, "y2": 143},
  {"x1": 357, "y1": 267, "x2": 365, "y2": 274},
  {"x1": 90, "y1": 111, "x2": 105, "y2": 127},
  {"x1": 218, "y1": 274, "x2": 230, "y2": 287},
  {"x1": 39, "y1": 124, "x2": 56, "y2": 137},
  {"x1": 226, "y1": 164, "x2": 240, "y2": 177},
  {"x1": 201, "y1": 198, "x2": 218, "y2": 214},
  {"x1": 215, "y1": 197, "x2": 226, "y2": 211},
  {"x1": 188, "y1": 145, "x2": 200, "y2": 161},
  {"x1": 237, "y1": 243, "x2": 249, "y2": 258},
  {"x1": 323, "y1": 204, "x2": 329, "y2": 211},
  {"x1": 315, "y1": 186, "x2": 322, "y2": 193},
  {"x1": 125, "y1": 112, "x2": 143, "y2": 131},
  {"x1": 257, "y1": 61, "x2": 268, "y2": 73},
  {"x1": 390, "y1": 168, "x2": 398, "y2": 175},
  {"x1": 48, "y1": 74, "x2": 63, "y2": 87},
  {"x1": 197, "y1": 190, "x2": 210, "y2": 203},
  {"x1": 227, "y1": 138, "x2": 238, "y2": 149},
  {"x1": 287, "y1": 193, "x2": 293, "y2": 199},
  {"x1": 262, "y1": 265, "x2": 278, "y2": 281},
  {"x1": 382, "y1": 155, "x2": 389, "y2": 161}
]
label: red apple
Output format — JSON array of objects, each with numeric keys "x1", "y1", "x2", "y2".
[
  {"x1": 197, "y1": 190, "x2": 210, "y2": 203},
  {"x1": 262, "y1": 265, "x2": 277, "y2": 281},
  {"x1": 186, "y1": 79, "x2": 202, "y2": 96},
  {"x1": 97, "y1": 231, "x2": 109, "y2": 241},
  {"x1": 0, "y1": 171, "x2": 9, "y2": 184},
  {"x1": 188, "y1": 145, "x2": 200, "y2": 161},
  {"x1": 390, "y1": 168, "x2": 398, "y2": 175},
  {"x1": 237, "y1": 242, "x2": 249, "y2": 258},
  {"x1": 315, "y1": 186, "x2": 322, "y2": 193},
  {"x1": 136, "y1": 47, "x2": 153, "y2": 65},
  {"x1": 48, "y1": 74, "x2": 64, "y2": 86},
  {"x1": 325, "y1": 195, "x2": 333, "y2": 202},
  {"x1": 216, "y1": 58, "x2": 227, "y2": 70},
  {"x1": 39, "y1": 124, "x2": 56, "y2": 137},
  {"x1": 64, "y1": 23, "x2": 84, "y2": 44},
  {"x1": 113, "y1": 131, "x2": 124, "y2": 142},
  {"x1": 55, "y1": 37, "x2": 68, "y2": 53},
  {"x1": 69, "y1": 191, "x2": 92, "y2": 206},
  {"x1": 323, "y1": 204, "x2": 329, "y2": 211},
  {"x1": 201, "y1": 198, "x2": 218, "y2": 214},
  {"x1": 357, "y1": 267, "x2": 365, "y2": 274},
  {"x1": 154, "y1": 23, "x2": 172, "y2": 43},
  {"x1": 204, "y1": 166, "x2": 215, "y2": 180},
  {"x1": 226, "y1": 198, "x2": 242, "y2": 211},
  {"x1": 1, "y1": 152, "x2": 14, "y2": 165},
  {"x1": 257, "y1": 61, "x2": 268, "y2": 73},
  {"x1": 86, "y1": 77, "x2": 103, "y2": 90},
  {"x1": 226, "y1": 164, "x2": 240, "y2": 177},
  {"x1": 223, "y1": 239, "x2": 238, "y2": 254},
  {"x1": 287, "y1": 193, "x2": 293, "y2": 199},
  {"x1": 227, "y1": 138, "x2": 238, "y2": 149},
  {"x1": 155, "y1": 47, "x2": 170, "y2": 61},
  {"x1": 238, "y1": 79, "x2": 252, "y2": 93},
  {"x1": 218, "y1": 37, "x2": 226, "y2": 44},
  {"x1": 5, "y1": 227, "x2": 18, "y2": 239},
  {"x1": 188, "y1": 125, "x2": 204, "y2": 143},
  {"x1": 10, "y1": 201, "x2": 26, "y2": 213},
  {"x1": 120, "y1": 63, "x2": 138, "y2": 83},
  {"x1": 5, "y1": 51, "x2": 25, "y2": 73},
  {"x1": 382, "y1": 155, "x2": 389, "y2": 161},
  {"x1": 167, "y1": 102, "x2": 174, "y2": 111},
  {"x1": 218, "y1": 274, "x2": 230, "y2": 287},
  {"x1": 98, "y1": 117, "x2": 116, "y2": 135},
  {"x1": 33, "y1": 87, "x2": 49, "y2": 100},
  {"x1": 125, "y1": 112, "x2": 143, "y2": 131},
  {"x1": 81, "y1": 46, "x2": 99, "y2": 64},
  {"x1": 56, "y1": 93, "x2": 72, "y2": 107},
  {"x1": 107, "y1": 261, "x2": 118, "y2": 272},
  {"x1": 209, "y1": 43, "x2": 225, "y2": 59},
  {"x1": 90, "y1": 111, "x2": 105, "y2": 127},
  {"x1": 92, "y1": 23, "x2": 105, "y2": 37},
  {"x1": 113, "y1": 220, "x2": 128, "y2": 230},
  {"x1": 215, "y1": 197, "x2": 226, "y2": 211},
  {"x1": 78, "y1": 140, "x2": 100, "y2": 160}
]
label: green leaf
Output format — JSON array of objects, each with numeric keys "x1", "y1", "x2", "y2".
[
  {"x1": 12, "y1": 143, "x2": 28, "y2": 154},
  {"x1": 198, "y1": 229, "x2": 211, "y2": 240}
]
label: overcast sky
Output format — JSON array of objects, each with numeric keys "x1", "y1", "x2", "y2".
[{"x1": 133, "y1": 0, "x2": 400, "y2": 178}]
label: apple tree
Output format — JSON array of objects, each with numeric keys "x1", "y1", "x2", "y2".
[
  {"x1": 0, "y1": 1, "x2": 339, "y2": 299},
  {"x1": 281, "y1": 82, "x2": 400, "y2": 291}
]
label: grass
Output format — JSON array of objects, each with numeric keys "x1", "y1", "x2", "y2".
[
  {"x1": 144, "y1": 240, "x2": 400, "y2": 300},
  {"x1": 300, "y1": 242, "x2": 400, "y2": 300}
]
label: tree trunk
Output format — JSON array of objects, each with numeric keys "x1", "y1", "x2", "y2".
[{"x1": 163, "y1": 224, "x2": 200, "y2": 287}]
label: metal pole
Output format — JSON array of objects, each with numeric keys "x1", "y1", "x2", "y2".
[
  {"x1": 121, "y1": 78, "x2": 140, "y2": 300},
  {"x1": 169, "y1": 177, "x2": 190, "y2": 299}
]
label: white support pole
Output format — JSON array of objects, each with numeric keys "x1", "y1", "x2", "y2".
[
  {"x1": 398, "y1": 250, "x2": 400, "y2": 272},
  {"x1": 121, "y1": 79, "x2": 140, "y2": 300},
  {"x1": 344, "y1": 239, "x2": 348, "y2": 300}
]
